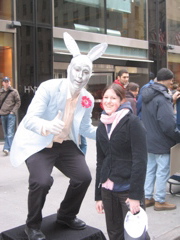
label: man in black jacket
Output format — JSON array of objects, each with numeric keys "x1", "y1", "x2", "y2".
[{"x1": 142, "y1": 68, "x2": 180, "y2": 211}]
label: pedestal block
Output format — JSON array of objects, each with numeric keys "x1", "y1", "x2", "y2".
[{"x1": 0, "y1": 214, "x2": 106, "y2": 240}]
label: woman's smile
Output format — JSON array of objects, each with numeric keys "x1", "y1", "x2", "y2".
[{"x1": 102, "y1": 89, "x2": 121, "y2": 115}]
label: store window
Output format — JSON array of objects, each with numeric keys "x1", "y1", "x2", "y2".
[
  {"x1": 106, "y1": 0, "x2": 146, "y2": 39},
  {"x1": 37, "y1": 27, "x2": 53, "y2": 83},
  {"x1": 168, "y1": 53, "x2": 180, "y2": 85},
  {"x1": 149, "y1": 0, "x2": 157, "y2": 42},
  {"x1": 158, "y1": 0, "x2": 166, "y2": 44},
  {"x1": 37, "y1": 0, "x2": 51, "y2": 25},
  {"x1": 167, "y1": 0, "x2": 180, "y2": 46},
  {"x1": 16, "y1": 0, "x2": 53, "y2": 120},
  {"x1": 17, "y1": 0, "x2": 33, "y2": 22},
  {"x1": 54, "y1": 0, "x2": 146, "y2": 39},
  {"x1": 17, "y1": 0, "x2": 51, "y2": 25},
  {"x1": 148, "y1": 0, "x2": 166, "y2": 74},
  {"x1": 17, "y1": 25, "x2": 53, "y2": 120},
  {"x1": 0, "y1": 0, "x2": 12, "y2": 20},
  {"x1": 0, "y1": 33, "x2": 13, "y2": 82},
  {"x1": 54, "y1": 0, "x2": 105, "y2": 34}
]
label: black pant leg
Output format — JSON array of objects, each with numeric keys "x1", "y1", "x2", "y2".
[
  {"x1": 55, "y1": 141, "x2": 92, "y2": 219},
  {"x1": 101, "y1": 188, "x2": 130, "y2": 240},
  {"x1": 25, "y1": 141, "x2": 91, "y2": 228},
  {"x1": 25, "y1": 148, "x2": 57, "y2": 229}
]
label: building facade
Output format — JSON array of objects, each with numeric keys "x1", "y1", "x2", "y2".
[{"x1": 0, "y1": 0, "x2": 180, "y2": 137}]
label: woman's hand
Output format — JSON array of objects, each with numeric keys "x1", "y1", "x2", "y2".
[
  {"x1": 96, "y1": 201, "x2": 104, "y2": 214},
  {"x1": 125, "y1": 198, "x2": 140, "y2": 215}
]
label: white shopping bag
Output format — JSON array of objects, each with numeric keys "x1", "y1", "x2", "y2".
[{"x1": 124, "y1": 207, "x2": 148, "y2": 240}]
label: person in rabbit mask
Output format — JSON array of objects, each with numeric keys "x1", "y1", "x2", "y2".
[{"x1": 10, "y1": 32, "x2": 108, "y2": 240}]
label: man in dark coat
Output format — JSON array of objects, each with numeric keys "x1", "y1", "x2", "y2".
[{"x1": 142, "y1": 68, "x2": 180, "y2": 211}]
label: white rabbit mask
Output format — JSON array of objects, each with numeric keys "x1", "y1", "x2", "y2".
[{"x1": 63, "y1": 32, "x2": 108, "y2": 95}]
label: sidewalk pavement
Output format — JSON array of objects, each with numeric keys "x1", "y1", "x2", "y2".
[{"x1": 0, "y1": 139, "x2": 180, "y2": 240}]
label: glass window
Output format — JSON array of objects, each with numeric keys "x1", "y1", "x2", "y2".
[
  {"x1": 54, "y1": 0, "x2": 105, "y2": 34},
  {"x1": 85, "y1": 7, "x2": 90, "y2": 21},
  {"x1": 17, "y1": 25, "x2": 53, "y2": 120},
  {"x1": 149, "y1": 42, "x2": 166, "y2": 74},
  {"x1": 0, "y1": 33, "x2": 13, "y2": 82},
  {"x1": 37, "y1": 28, "x2": 53, "y2": 84},
  {"x1": 17, "y1": 0, "x2": 33, "y2": 22},
  {"x1": 54, "y1": 0, "x2": 146, "y2": 39},
  {"x1": 158, "y1": 0, "x2": 166, "y2": 43},
  {"x1": 17, "y1": 25, "x2": 35, "y2": 120},
  {"x1": 18, "y1": 26, "x2": 35, "y2": 89},
  {"x1": 168, "y1": 53, "x2": 180, "y2": 84},
  {"x1": 148, "y1": 0, "x2": 157, "y2": 42},
  {"x1": 73, "y1": 10, "x2": 79, "y2": 24},
  {"x1": 63, "y1": 13, "x2": 68, "y2": 26},
  {"x1": 148, "y1": 0, "x2": 166, "y2": 44},
  {"x1": 0, "y1": 0, "x2": 12, "y2": 20},
  {"x1": 167, "y1": 0, "x2": 180, "y2": 46},
  {"x1": 106, "y1": 0, "x2": 146, "y2": 39},
  {"x1": 16, "y1": 1, "x2": 53, "y2": 121},
  {"x1": 37, "y1": 0, "x2": 52, "y2": 25}
]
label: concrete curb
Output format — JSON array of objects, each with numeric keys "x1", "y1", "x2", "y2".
[{"x1": 155, "y1": 226, "x2": 180, "y2": 240}]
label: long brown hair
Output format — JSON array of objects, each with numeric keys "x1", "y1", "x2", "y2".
[{"x1": 126, "y1": 82, "x2": 139, "y2": 92}]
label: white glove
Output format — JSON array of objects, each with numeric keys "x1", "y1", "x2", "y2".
[{"x1": 42, "y1": 111, "x2": 65, "y2": 136}]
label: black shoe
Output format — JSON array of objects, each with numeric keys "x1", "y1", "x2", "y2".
[
  {"x1": 25, "y1": 226, "x2": 46, "y2": 240},
  {"x1": 56, "y1": 217, "x2": 86, "y2": 230}
]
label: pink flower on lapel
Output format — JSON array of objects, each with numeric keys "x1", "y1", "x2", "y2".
[{"x1": 81, "y1": 96, "x2": 92, "y2": 108}]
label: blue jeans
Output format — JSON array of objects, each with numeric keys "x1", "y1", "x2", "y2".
[
  {"x1": 1, "y1": 114, "x2": 16, "y2": 151},
  {"x1": 144, "y1": 153, "x2": 170, "y2": 203}
]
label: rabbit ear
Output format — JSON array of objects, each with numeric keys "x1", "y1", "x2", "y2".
[
  {"x1": 63, "y1": 32, "x2": 81, "y2": 57},
  {"x1": 87, "y1": 43, "x2": 108, "y2": 62}
]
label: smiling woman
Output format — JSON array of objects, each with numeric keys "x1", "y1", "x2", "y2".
[
  {"x1": 95, "y1": 83, "x2": 149, "y2": 240},
  {"x1": 101, "y1": 84, "x2": 125, "y2": 116}
]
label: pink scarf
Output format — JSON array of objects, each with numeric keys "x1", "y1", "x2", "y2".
[{"x1": 100, "y1": 109, "x2": 130, "y2": 138}]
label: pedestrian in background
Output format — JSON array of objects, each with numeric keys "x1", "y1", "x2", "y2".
[
  {"x1": 0, "y1": 76, "x2": 21, "y2": 155},
  {"x1": 114, "y1": 69, "x2": 129, "y2": 89},
  {"x1": 137, "y1": 72, "x2": 155, "y2": 119},
  {"x1": 95, "y1": 83, "x2": 148, "y2": 240},
  {"x1": 125, "y1": 82, "x2": 139, "y2": 115},
  {"x1": 142, "y1": 68, "x2": 180, "y2": 211}
]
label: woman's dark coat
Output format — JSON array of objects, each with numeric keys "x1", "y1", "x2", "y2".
[{"x1": 95, "y1": 111, "x2": 147, "y2": 201}]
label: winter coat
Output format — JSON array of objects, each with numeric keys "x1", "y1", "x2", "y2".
[
  {"x1": 95, "y1": 104, "x2": 147, "y2": 201},
  {"x1": 0, "y1": 86, "x2": 21, "y2": 115},
  {"x1": 142, "y1": 82, "x2": 180, "y2": 154},
  {"x1": 137, "y1": 80, "x2": 154, "y2": 119},
  {"x1": 125, "y1": 91, "x2": 137, "y2": 115}
]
